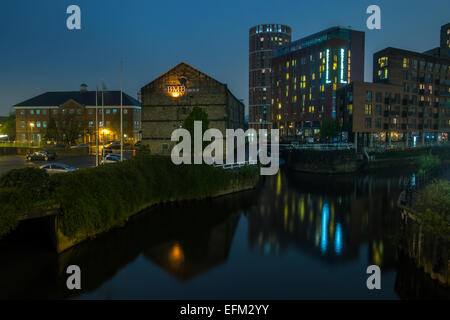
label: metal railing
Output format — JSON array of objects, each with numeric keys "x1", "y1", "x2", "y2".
[
  {"x1": 399, "y1": 167, "x2": 444, "y2": 207},
  {"x1": 213, "y1": 160, "x2": 258, "y2": 170},
  {"x1": 287, "y1": 143, "x2": 355, "y2": 151}
]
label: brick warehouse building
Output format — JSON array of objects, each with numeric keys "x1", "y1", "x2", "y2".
[
  {"x1": 248, "y1": 24, "x2": 291, "y2": 131},
  {"x1": 271, "y1": 26, "x2": 365, "y2": 140},
  {"x1": 337, "y1": 23, "x2": 450, "y2": 147},
  {"x1": 13, "y1": 84, "x2": 141, "y2": 145},
  {"x1": 141, "y1": 62, "x2": 245, "y2": 155}
]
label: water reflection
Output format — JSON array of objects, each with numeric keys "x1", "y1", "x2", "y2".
[
  {"x1": 247, "y1": 169, "x2": 405, "y2": 270},
  {"x1": 0, "y1": 166, "x2": 449, "y2": 299}
]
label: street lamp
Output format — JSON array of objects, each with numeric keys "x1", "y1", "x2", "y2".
[{"x1": 29, "y1": 122, "x2": 35, "y2": 146}]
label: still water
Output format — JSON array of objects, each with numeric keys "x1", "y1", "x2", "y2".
[{"x1": 1, "y1": 167, "x2": 449, "y2": 299}]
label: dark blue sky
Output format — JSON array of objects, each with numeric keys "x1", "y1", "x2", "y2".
[{"x1": 0, "y1": 0, "x2": 449, "y2": 116}]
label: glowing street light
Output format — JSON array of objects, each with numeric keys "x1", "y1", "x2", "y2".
[{"x1": 29, "y1": 122, "x2": 35, "y2": 146}]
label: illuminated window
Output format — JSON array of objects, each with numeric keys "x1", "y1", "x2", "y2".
[
  {"x1": 378, "y1": 57, "x2": 389, "y2": 67},
  {"x1": 365, "y1": 104, "x2": 372, "y2": 115},
  {"x1": 312, "y1": 73, "x2": 316, "y2": 80},
  {"x1": 348, "y1": 104, "x2": 353, "y2": 115},
  {"x1": 286, "y1": 73, "x2": 289, "y2": 80},
  {"x1": 403, "y1": 58, "x2": 409, "y2": 68}
]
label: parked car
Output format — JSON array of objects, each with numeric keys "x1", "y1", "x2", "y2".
[
  {"x1": 26, "y1": 150, "x2": 56, "y2": 161},
  {"x1": 40, "y1": 163, "x2": 77, "y2": 174},
  {"x1": 101, "y1": 154, "x2": 127, "y2": 164},
  {"x1": 104, "y1": 142, "x2": 133, "y2": 151},
  {"x1": 70, "y1": 143, "x2": 89, "y2": 149},
  {"x1": 104, "y1": 141, "x2": 120, "y2": 149}
]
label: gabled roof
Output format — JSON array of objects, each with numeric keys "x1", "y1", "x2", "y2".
[
  {"x1": 141, "y1": 62, "x2": 225, "y2": 89},
  {"x1": 14, "y1": 91, "x2": 141, "y2": 107}
]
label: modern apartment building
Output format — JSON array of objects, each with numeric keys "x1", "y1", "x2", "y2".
[
  {"x1": 13, "y1": 84, "x2": 142, "y2": 145},
  {"x1": 249, "y1": 24, "x2": 291, "y2": 130},
  {"x1": 271, "y1": 26, "x2": 365, "y2": 140},
  {"x1": 337, "y1": 23, "x2": 450, "y2": 147},
  {"x1": 440, "y1": 23, "x2": 450, "y2": 58}
]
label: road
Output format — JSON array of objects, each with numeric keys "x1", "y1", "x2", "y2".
[{"x1": 0, "y1": 155, "x2": 96, "y2": 176}]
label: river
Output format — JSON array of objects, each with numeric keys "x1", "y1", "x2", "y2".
[{"x1": 0, "y1": 166, "x2": 449, "y2": 299}]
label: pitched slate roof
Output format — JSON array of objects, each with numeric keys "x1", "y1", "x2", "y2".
[
  {"x1": 141, "y1": 62, "x2": 225, "y2": 90},
  {"x1": 14, "y1": 91, "x2": 140, "y2": 107}
]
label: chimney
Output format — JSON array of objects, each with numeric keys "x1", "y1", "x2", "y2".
[{"x1": 80, "y1": 83, "x2": 88, "y2": 93}]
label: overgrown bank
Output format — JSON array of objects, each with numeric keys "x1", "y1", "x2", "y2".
[
  {"x1": 367, "y1": 146, "x2": 450, "y2": 169},
  {"x1": 0, "y1": 156, "x2": 259, "y2": 251},
  {"x1": 399, "y1": 181, "x2": 450, "y2": 286}
]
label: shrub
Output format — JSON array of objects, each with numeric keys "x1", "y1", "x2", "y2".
[
  {"x1": 0, "y1": 167, "x2": 52, "y2": 237},
  {"x1": 417, "y1": 152, "x2": 441, "y2": 174},
  {"x1": 413, "y1": 180, "x2": 450, "y2": 240},
  {"x1": 48, "y1": 157, "x2": 259, "y2": 238}
]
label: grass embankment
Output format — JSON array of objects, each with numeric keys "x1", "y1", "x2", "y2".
[
  {"x1": 413, "y1": 181, "x2": 450, "y2": 241},
  {"x1": 369, "y1": 146, "x2": 450, "y2": 161},
  {"x1": 0, "y1": 156, "x2": 259, "y2": 240}
]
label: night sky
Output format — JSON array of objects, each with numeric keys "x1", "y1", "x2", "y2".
[{"x1": 0, "y1": 0, "x2": 449, "y2": 116}]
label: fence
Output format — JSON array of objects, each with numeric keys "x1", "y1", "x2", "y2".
[
  {"x1": 213, "y1": 160, "x2": 258, "y2": 170},
  {"x1": 398, "y1": 167, "x2": 445, "y2": 207}
]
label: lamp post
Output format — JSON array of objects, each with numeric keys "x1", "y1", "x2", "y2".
[
  {"x1": 120, "y1": 58, "x2": 123, "y2": 161},
  {"x1": 102, "y1": 80, "x2": 105, "y2": 160},
  {"x1": 96, "y1": 85, "x2": 99, "y2": 166},
  {"x1": 29, "y1": 122, "x2": 35, "y2": 147}
]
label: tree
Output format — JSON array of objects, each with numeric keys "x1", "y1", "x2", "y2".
[
  {"x1": 182, "y1": 107, "x2": 209, "y2": 144},
  {"x1": 44, "y1": 112, "x2": 83, "y2": 146},
  {"x1": 44, "y1": 117, "x2": 60, "y2": 142},
  {"x1": 320, "y1": 120, "x2": 341, "y2": 141},
  {"x1": 59, "y1": 112, "x2": 83, "y2": 146},
  {"x1": 0, "y1": 113, "x2": 16, "y2": 141}
]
